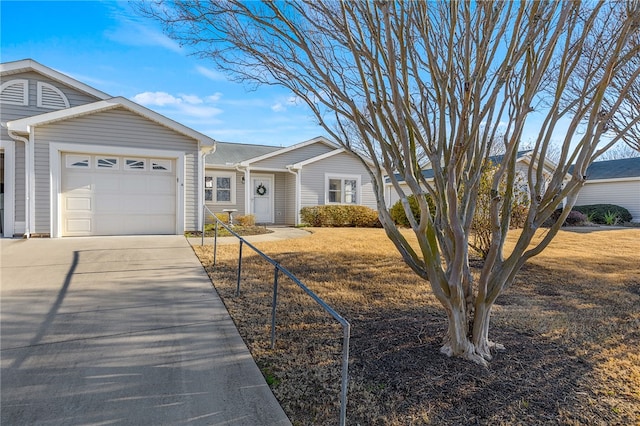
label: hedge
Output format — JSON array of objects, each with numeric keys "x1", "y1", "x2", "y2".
[
  {"x1": 573, "y1": 204, "x2": 632, "y2": 224},
  {"x1": 300, "y1": 205, "x2": 381, "y2": 227},
  {"x1": 389, "y1": 194, "x2": 436, "y2": 226}
]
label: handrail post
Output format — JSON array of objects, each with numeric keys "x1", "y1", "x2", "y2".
[
  {"x1": 201, "y1": 204, "x2": 206, "y2": 246},
  {"x1": 236, "y1": 240, "x2": 243, "y2": 296},
  {"x1": 213, "y1": 221, "x2": 218, "y2": 267},
  {"x1": 339, "y1": 323, "x2": 351, "y2": 426},
  {"x1": 270, "y1": 266, "x2": 279, "y2": 349}
]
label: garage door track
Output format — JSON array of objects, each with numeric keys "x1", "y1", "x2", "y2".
[{"x1": 0, "y1": 236, "x2": 290, "y2": 425}]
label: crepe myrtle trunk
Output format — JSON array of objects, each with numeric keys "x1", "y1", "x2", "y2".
[{"x1": 136, "y1": 0, "x2": 640, "y2": 366}]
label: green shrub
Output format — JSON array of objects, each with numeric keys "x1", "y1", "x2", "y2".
[
  {"x1": 389, "y1": 194, "x2": 436, "y2": 226},
  {"x1": 299, "y1": 205, "x2": 381, "y2": 227},
  {"x1": 573, "y1": 204, "x2": 632, "y2": 224}
]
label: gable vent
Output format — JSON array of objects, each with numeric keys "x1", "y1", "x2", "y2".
[
  {"x1": 37, "y1": 82, "x2": 70, "y2": 110},
  {"x1": 0, "y1": 79, "x2": 29, "y2": 105}
]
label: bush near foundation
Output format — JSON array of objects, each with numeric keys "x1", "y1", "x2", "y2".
[
  {"x1": 300, "y1": 205, "x2": 381, "y2": 227},
  {"x1": 573, "y1": 204, "x2": 632, "y2": 224},
  {"x1": 389, "y1": 194, "x2": 436, "y2": 226}
]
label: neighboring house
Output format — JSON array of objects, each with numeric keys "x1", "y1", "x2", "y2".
[
  {"x1": 384, "y1": 150, "x2": 558, "y2": 207},
  {"x1": 573, "y1": 157, "x2": 640, "y2": 222},
  {"x1": 1, "y1": 59, "x2": 215, "y2": 238},
  {"x1": 204, "y1": 137, "x2": 378, "y2": 225}
]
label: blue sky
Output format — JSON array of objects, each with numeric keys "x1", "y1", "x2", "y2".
[{"x1": 0, "y1": 1, "x2": 326, "y2": 147}]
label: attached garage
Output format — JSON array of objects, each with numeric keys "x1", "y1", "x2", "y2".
[{"x1": 61, "y1": 153, "x2": 177, "y2": 236}]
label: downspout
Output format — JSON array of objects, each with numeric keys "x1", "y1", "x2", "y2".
[
  {"x1": 286, "y1": 165, "x2": 301, "y2": 226},
  {"x1": 8, "y1": 129, "x2": 31, "y2": 238},
  {"x1": 199, "y1": 142, "x2": 217, "y2": 230}
]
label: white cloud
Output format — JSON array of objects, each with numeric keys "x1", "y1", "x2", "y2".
[
  {"x1": 271, "y1": 94, "x2": 305, "y2": 112},
  {"x1": 271, "y1": 103, "x2": 286, "y2": 112},
  {"x1": 104, "y1": 19, "x2": 182, "y2": 53},
  {"x1": 133, "y1": 91, "x2": 182, "y2": 106},
  {"x1": 132, "y1": 91, "x2": 223, "y2": 119},
  {"x1": 206, "y1": 92, "x2": 223, "y2": 103},
  {"x1": 196, "y1": 66, "x2": 227, "y2": 82},
  {"x1": 180, "y1": 94, "x2": 203, "y2": 105}
]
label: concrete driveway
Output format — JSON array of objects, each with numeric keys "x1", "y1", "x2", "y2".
[{"x1": 0, "y1": 236, "x2": 290, "y2": 426}]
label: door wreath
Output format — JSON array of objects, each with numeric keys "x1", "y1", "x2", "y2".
[{"x1": 256, "y1": 183, "x2": 267, "y2": 196}]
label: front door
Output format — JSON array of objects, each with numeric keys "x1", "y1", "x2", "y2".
[{"x1": 252, "y1": 175, "x2": 274, "y2": 223}]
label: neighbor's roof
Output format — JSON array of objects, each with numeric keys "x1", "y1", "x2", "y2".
[
  {"x1": 575, "y1": 157, "x2": 640, "y2": 180},
  {"x1": 388, "y1": 150, "x2": 533, "y2": 182},
  {"x1": 206, "y1": 141, "x2": 282, "y2": 165}
]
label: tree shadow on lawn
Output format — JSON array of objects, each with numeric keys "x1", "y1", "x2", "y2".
[{"x1": 203, "y1": 247, "x2": 635, "y2": 425}]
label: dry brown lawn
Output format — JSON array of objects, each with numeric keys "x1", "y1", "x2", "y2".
[{"x1": 193, "y1": 227, "x2": 640, "y2": 425}]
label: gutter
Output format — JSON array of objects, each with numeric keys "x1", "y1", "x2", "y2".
[
  {"x1": 286, "y1": 165, "x2": 301, "y2": 226},
  {"x1": 7, "y1": 129, "x2": 31, "y2": 238}
]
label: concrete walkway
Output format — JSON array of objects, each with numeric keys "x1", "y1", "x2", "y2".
[
  {"x1": 0, "y1": 236, "x2": 291, "y2": 426},
  {"x1": 189, "y1": 226, "x2": 312, "y2": 246}
]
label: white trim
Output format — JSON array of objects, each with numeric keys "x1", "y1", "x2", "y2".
[
  {"x1": 7, "y1": 97, "x2": 216, "y2": 147},
  {"x1": 1, "y1": 59, "x2": 110, "y2": 100},
  {"x1": 325, "y1": 173, "x2": 362, "y2": 205},
  {"x1": 204, "y1": 170, "x2": 236, "y2": 204},
  {"x1": 36, "y1": 81, "x2": 70, "y2": 109},
  {"x1": 584, "y1": 176, "x2": 640, "y2": 184},
  {"x1": 0, "y1": 79, "x2": 28, "y2": 105},
  {"x1": 251, "y1": 173, "x2": 275, "y2": 223},
  {"x1": 49, "y1": 142, "x2": 185, "y2": 238},
  {"x1": 0, "y1": 140, "x2": 15, "y2": 237},
  {"x1": 292, "y1": 148, "x2": 346, "y2": 168},
  {"x1": 240, "y1": 136, "x2": 338, "y2": 166}
]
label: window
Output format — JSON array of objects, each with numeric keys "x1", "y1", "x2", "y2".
[
  {"x1": 124, "y1": 158, "x2": 146, "y2": 171},
  {"x1": 66, "y1": 154, "x2": 90, "y2": 168},
  {"x1": 326, "y1": 175, "x2": 360, "y2": 204},
  {"x1": 151, "y1": 159, "x2": 172, "y2": 172},
  {"x1": 205, "y1": 172, "x2": 235, "y2": 204},
  {"x1": 96, "y1": 157, "x2": 118, "y2": 169}
]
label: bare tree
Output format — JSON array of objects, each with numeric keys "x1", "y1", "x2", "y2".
[
  {"x1": 138, "y1": 1, "x2": 640, "y2": 365},
  {"x1": 599, "y1": 142, "x2": 640, "y2": 160}
]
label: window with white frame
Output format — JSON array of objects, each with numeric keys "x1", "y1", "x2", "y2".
[
  {"x1": 205, "y1": 172, "x2": 235, "y2": 203},
  {"x1": 326, "y1": 175, "x2": 360, "y2": 204}
]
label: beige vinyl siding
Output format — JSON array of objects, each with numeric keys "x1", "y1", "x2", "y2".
[
  {"x1": 1, "y1": 71, "x2": 103, "y2": 232},
  {"x1": 32, "y1": 107, "x2": 199, "y2": 233},
  {"x1": 204, "y1": 169, "x2": 246, "y2": 219},
  {"x1": 273, "y1": 172, "x2": 287, "y2": 225},
  {"x1": 575, "y1": 179, "x2": 640, "y2": 222},
  {"x1": 284, "y1": 172, "x2": 297, "y2": 225},
  {"x1": 251, "y1": 142, "x2": 333, "y2": 169},
  {"x1": 300, "y1": 152, "x2": 377, "y2": 210}
]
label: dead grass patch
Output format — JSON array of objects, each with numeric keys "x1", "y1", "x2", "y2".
[{"x1": 193, "y1": 227, "x2": 640, "y2": 425}]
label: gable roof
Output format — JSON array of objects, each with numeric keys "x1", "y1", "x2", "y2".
[
  {"x1": 239, "y1": 136, "x2": 338, "y2": 166},
  {"x1": 0, "y1": 59, "x2": 111, "y2": 100},
  {"x1": 572, "y1": 157, "x2": 640, "y2": 180},
  {"x1": 388, "y1": 150, "x2": 535, "y2": 182},
  {"x1": 6, "y1": 96, "x2": 216, "y2": 146},
  {"x1": 205, "y1": 141, "x2": 282, "y2": 165}
]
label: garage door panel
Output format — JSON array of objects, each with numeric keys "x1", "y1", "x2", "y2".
[
  {"x1": 63, "y1": 173, "x2": 92, "y2": 192},
  {"x1": 65, "y1": 218, "x2": 92, "y2": 234},
  {"x1": 62, "y1": 154, "x2": 177, "y2": 236},
  {"x1": 65, "y1": 196, "x2": 92, "y2": 212}
]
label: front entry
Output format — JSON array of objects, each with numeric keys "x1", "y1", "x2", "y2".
[{"x1": 251, "y1": 174, "x2": 274, "y2": 224}]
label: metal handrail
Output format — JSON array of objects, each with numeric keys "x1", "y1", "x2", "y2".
[{"x1": 201, "y1": 205, "x2": 351, "y2": 426}]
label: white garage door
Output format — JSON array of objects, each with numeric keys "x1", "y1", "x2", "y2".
[{"x1": 61, "y1": 153, "x2": 176, "y2": 236}]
